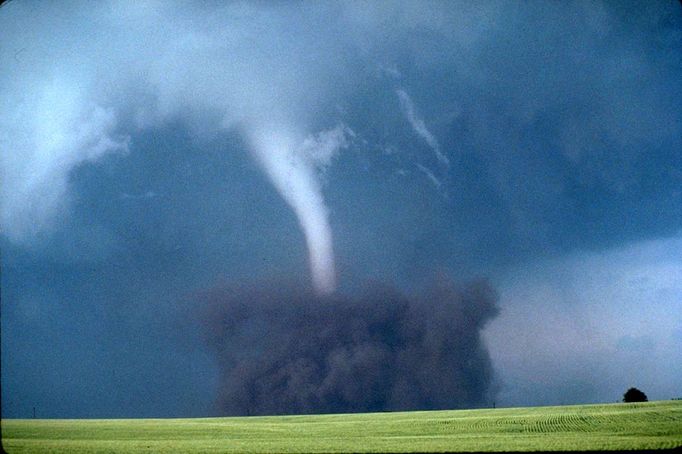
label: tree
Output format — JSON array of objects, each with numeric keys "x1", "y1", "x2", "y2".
[{"x1": 623, "y1": 387, "x2": 648, "y2": 403}]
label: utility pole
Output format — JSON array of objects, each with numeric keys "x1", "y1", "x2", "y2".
[{"x1": 33, "y1": 407, "x2": 36, "y2": 419}]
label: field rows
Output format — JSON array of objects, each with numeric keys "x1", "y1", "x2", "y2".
[{"x1": 2, "y1": 400, "x2": 681, "y2": 453}]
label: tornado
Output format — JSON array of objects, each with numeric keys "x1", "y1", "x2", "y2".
[{"x1": 247, "y1": 126, "x2": 343, "y2": 295}]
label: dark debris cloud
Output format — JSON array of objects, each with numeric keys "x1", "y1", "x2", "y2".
[{"x1": 201, "y1": 278, "x2": 499, "y2": 416}]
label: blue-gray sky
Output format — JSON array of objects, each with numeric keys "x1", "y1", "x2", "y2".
[{"x1": 1, "y1": 0, "x2": 681, "y2": 418}]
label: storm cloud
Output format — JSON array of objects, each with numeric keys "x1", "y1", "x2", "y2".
[
  {"x1": 202, "y1": 278, "x2": 499, "y2": 415},
  {"x1": 1, "y1": 1, "x2": 681, "y2": 418}
]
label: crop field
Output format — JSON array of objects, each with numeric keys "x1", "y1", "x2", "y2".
[{"x1": 2, "y1": 400, "x2": 681, "y2": 453}]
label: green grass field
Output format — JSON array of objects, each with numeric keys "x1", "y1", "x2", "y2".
[{"x1": 2, "y1": 400, "x2": 681, "y2": 453}]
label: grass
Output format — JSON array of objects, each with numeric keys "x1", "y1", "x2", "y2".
[{"x1": 2, "y1": 400, "x2": 681, "y2": 453}]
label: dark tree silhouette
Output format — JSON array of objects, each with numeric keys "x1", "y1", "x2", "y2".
[{"x1": 623, "y1": 387, "x2": 648, "y2": 403}]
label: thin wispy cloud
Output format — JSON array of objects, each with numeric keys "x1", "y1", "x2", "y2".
[
  {"x1": 396, "y1": 89, "x2": 449, "y2": 166},
  {"x1": 120, "y1": 191, "x2": 159, "y2": 200},
  {"x1": 416, "y1": 163, "x2": 443, "y2": 189}
]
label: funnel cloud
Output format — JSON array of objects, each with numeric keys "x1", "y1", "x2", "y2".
[
  {"x1": 202, "y1": 278, "x2": 499, "y2": 415},
  {"x1": 247, "y1": 125, "x2": 351, "y2": 294}
]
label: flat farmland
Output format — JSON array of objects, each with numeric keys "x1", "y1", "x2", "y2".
[{"x1": 2, "y1": 400, "x2": 681, "y2": 453}]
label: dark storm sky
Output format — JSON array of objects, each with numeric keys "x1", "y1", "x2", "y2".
[{"x1": 1, "y1": 0, "x2": 681, "y2": 418}]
